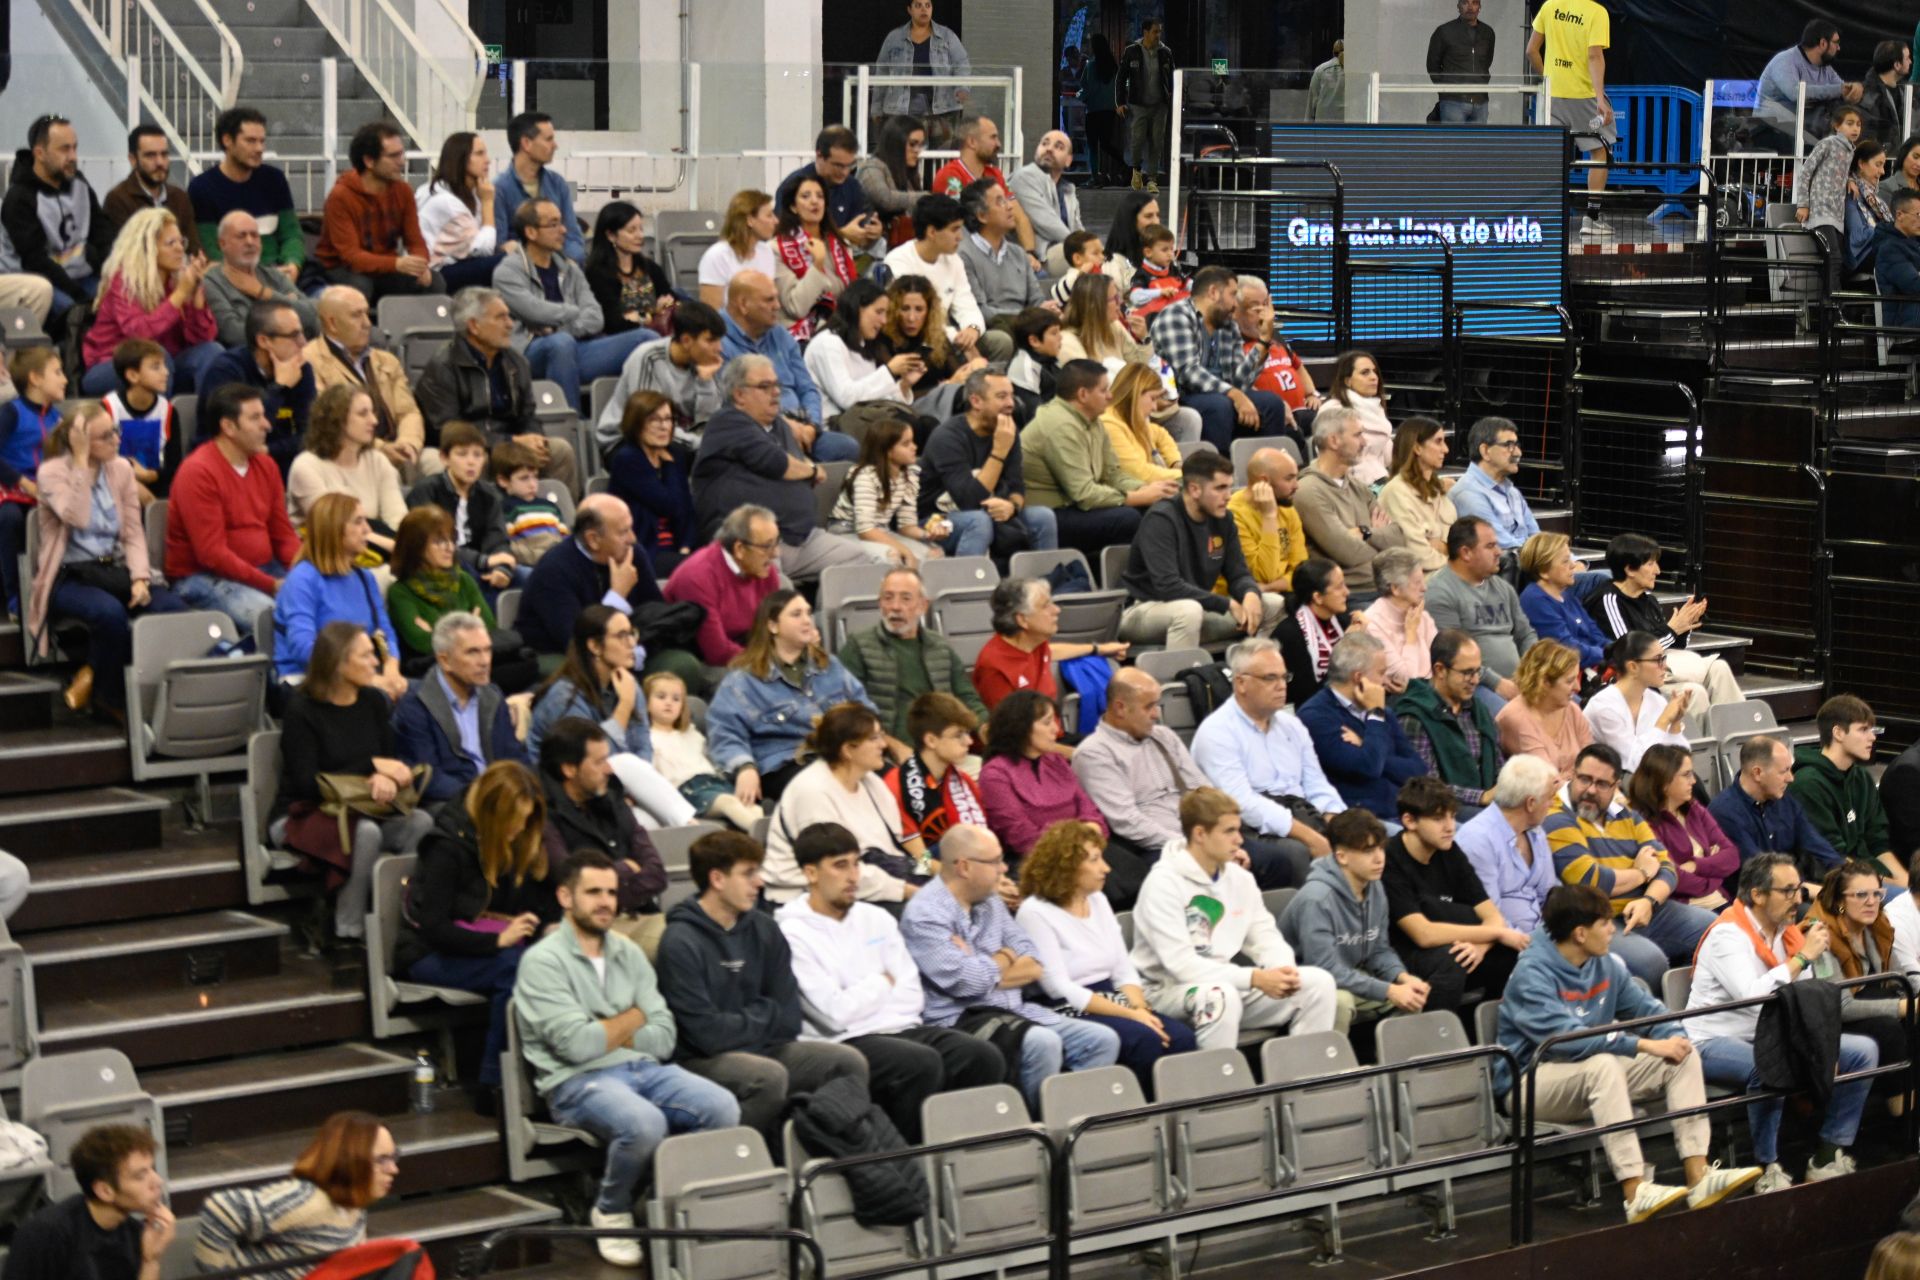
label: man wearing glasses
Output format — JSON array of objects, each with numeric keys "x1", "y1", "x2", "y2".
[
  {"x1": 196, "y1": 299, "x2": 317, "y2": 475},
  {"x1": 663, "y1": 504, "x2": 788, "y2": 667},
  {"x1": 314, "y1": 121, "x2": 439, "y2": 304},
  {"x1": 1450, "y1": 415, "x2": 1608, "y2": 596},
  {"x1": 1685, "y1": 852, "x2": 1877, "y2": 1193},
  {"x1": 1543, "y1": 743, "x2": 1714, "y2": 988},
  {"x1": 1397, "y1": 629, "x2": 1505, "y2": 819}
]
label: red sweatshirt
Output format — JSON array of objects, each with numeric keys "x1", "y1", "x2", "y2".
[
  {"x1": 661, "y1": 542, "x2": 781, "y2": 666},
  {"x1": 164, "y1": 439, "x2": 302, "y2": 592},
  {"x1": 316, "y1": 170, "x2": 427, "y2": 273}
]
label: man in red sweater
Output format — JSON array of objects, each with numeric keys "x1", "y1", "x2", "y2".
[
  {"x1": 314, "y1": 121, "x2": 439, "y2": 304},
  {"x1": 165, "y1": 383, "x2": 302, "y2": 641},
  {"x1": 662, "y1": 503, "x2": 783, "y2": 666}
]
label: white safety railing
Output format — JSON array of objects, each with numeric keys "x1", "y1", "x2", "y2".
[
  {"x1": 1364, "y1": 73, "x2": 1550, "y2": 126},
  {"x1": 65, "y1": 0, "x2": 242, "y2": 158},
  {"x1": 302, "y1": 0, "x2": 485, "y2": 151},
  {"x1": 847, "y1": 67, "x2": 1025, "y2": 172}
]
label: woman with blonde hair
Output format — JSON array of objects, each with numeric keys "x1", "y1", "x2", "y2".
[
  {"x1": 696, "y1": 188, "x2": 778, "y2": 308},
  {"x1": 1517, "y1": 531, "x2": 1609, "y2": 677},
  {"x1": 196, "y1": 1111, "x2": 401, "y2": 1277},
  {"x1": 881, "y1": 275, "x2": 983, "y2": 389},
  {"x1": 1867, "y1": 1233, "x2": 1920, "y2": 1280},
  {"x1": 1377, "y1": 417, "x2": 1456, "y2": 571},
  {"x1": 81, "y1": 207, "x2": 221, "y2": 395},
  {"x1": 1060, "y1": 272, "x2": 1201, "y2": 444},
  {"x1": 287, "y1": 384, "x2": 408, "y2": 551},
  {"x1": 271, "y1": 491, "x2": 406, "y2": 694},
  {"x1": 1015, "y1": 818, "x2": 1197, "y2": 1090},
  {"x1": 1099, "y1": 361, "x2": 1182, "y2": 483},
  {"x1": 1494, "y1": 638, "x2": 1593, "y2": 776},
  {"x1": 394, "y1": 759, "x2": 557, "y2": 1107}
]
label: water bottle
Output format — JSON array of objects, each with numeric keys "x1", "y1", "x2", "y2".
[{"x1": 411, "y1": 1050, "x2": 436, "y2": 1114}]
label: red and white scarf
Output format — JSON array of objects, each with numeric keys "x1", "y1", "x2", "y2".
[
  {"x1": 1295, "y1": 604, "x2": 1345, "y2": 680},
  {"x1": 774, "y1": 229, "x2": 856, "y2": 342}
]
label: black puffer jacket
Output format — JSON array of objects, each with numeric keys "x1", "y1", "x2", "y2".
[
  {"x1": 1754, "y1": 978, "x2": 1843, "y2": 1103},
  {"x1": 789, "y1": 1074, "x2": 928, "y2": 1227}
]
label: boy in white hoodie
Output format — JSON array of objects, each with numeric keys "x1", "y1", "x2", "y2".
[
  {"x1": 1132, "y1": 786, "x2": 1339, "y2": 1049},
  {"x1": 776, "y1": 820, "x2": 1004, "y2": 1141}
]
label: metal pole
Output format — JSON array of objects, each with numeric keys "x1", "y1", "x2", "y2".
[
  {"x1": 1168, "y1": 68, "x2": 1184, "y2": 247},
  {"x1": 124, "y1": 56, "x2": 141, "y2": 135},
  {"x1": 322, "y1": 58, "x2": 339, "y2": 192},
  {"x1": 1011, "y1": 64, "x2": 1025, "y2": 173},
  {"x1": 687, "y1": 62, "x2": 702, "y2": 210},
  {"x1": 1368, "y1": 70, "x2": 1381, "y2": 124},
  {"x1": 512, "y1": 58, "x2": 527, "y2": 118},
  {"x1": 856, "y1": 64, "x2": 871, "y2": 157},
  {"x1": 1698, "y1": 79, "x2": 1715, "y2": 242},
  {"x1": 1794, "y1": 82, "x2": 1806, "y2": 159}
]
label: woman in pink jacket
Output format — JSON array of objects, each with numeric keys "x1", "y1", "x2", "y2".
[
  {"x1": 1627, "y1": 744, "x2": 1741, "y2": 910},
  {"x1": 977, "y1": 689, "x2": 1108, "y2": 866},
  {"x1": 80, "y1": 208, "x2": 221, "y2": 397},
  {"x1": 29, "y1": 400, "x2": 186, "y2": 717}
]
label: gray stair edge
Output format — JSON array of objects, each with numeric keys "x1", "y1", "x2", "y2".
[
  {"x1": 22, "y1": 910, "x2": 289, "y2": 965},
  {"x1": 38, "y1": 988, "x2": 363, "y2": 1043},
  {"x1": 167, "y1": 1115, "x2": 501, "y2": 1193},
  {"x1": 149, "y1": 1043, "x2": 415, "y2": 1106},
  {"x1": 0, "y1": 786, "x2": 169, "y2": 827}
]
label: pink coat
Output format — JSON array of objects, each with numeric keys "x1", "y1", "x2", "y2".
[
  {"x1": 28, "y1": 454, "x2": 150, "y2": 656},
  {"x1": 83, "y1": 273, "x2": 219, "y2": 367}
]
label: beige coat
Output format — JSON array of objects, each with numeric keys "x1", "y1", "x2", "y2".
[
  {"x1": 28, "y1": 454, "x2": 149, "y2": 656},
  {"x1": 303, "y1": 337, "x2": 426, "y2": 455}
]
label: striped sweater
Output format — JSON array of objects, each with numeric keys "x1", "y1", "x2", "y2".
[
  {"x1": 194, "y1": 1177, "x2": 368, "y2": 1279},
  {"x1": 1543, "y1": 789, "x2": 1674, "y2": 914}
]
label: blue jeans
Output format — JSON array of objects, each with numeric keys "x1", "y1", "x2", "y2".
[
  {"x1": 1438, "y1": 100, "x2": 1489, "y2": 124},
  {"x1": 1079, "y1": 981, "x2": 1198, "y2": 1093},
  {"x1": 547, "y1": 1059, "x2": 742, "y2": 1212},
  {"x1": 810, "y1": 430, "x2": 860, "y2": 463},
  {"x1": 527, "y1": 329, "x2": 657, "y2": 411},
  {"x1": 439, "y1": 254, "x2": 505, "y2": 292},
  {"x1": 941, "y1": 505, "x2": 1059, "y2": 558},
  {"x1": 1695, "y1": 1032, "x2": 1878, "y2": 1163},
  {"x1": 1607, "y1": 899, "x2": 1716, "y2": 987},
  {"x1": 47, "y1": 578, "x2": 188, "y2": 710},
  {"x1": 81, "y1": 339, "x2": 225, "y2": 398},
  {"x1": 1017, "y1": 1015, "x2": 1121, "y2": 1110},
  {"x1": 0, "y1": 503, "x2": 24, "y2": 614},
  {"x1": 1182, "y1": 389, "x2": 1299, "y2": 456},
  {"x1": 407, "y1": 947, "x2": 526, "y2": 1086},
  {"x1": 49, "y1": 274, "x2": 100, "y2": 317},
  {"x1": 174, "y1": 563, "x2": 286, "y2": 640}
]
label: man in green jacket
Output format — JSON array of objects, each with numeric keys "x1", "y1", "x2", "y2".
[
  {"x1": 839, "y1": 566, "x2": 988, "y2": 761},
  {"x1": 1395, "y1": 630, "x2": 1505, "y2": 819},
  {"x1": 1789, "y1": 694, "x2": 1902, "y2": 886},
  {"x1": 1019, "y1": 358, "x2": 1175, "y2": 558},
  {"x1": 512, "y1": 850, "x2": 741, "y2": 1267}
]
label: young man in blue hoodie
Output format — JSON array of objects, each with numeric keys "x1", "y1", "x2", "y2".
[
  {"x1": 1495, "y1": 884, "x2": 1762, "y2": 1224},
  {"x1": 1280, "y1": 809, "x2": 1431, "y2": 1035}
]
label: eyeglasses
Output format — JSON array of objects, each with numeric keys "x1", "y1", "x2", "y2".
[
  {"x1": 266, "y1": 329, "x2": 304, "y2": 341},
  {"x1": 1632, "y1": 653, "x2": 1669, "y2": 667},
  {"x1": 1762, "y1": 881, "x2": 1804, "y2": 897},
  {"x1": 1447, "y1": 665, "x2": 1483, "y2": 679},
  {"x1": 1844, "y1": 889, "x2": 1887, "y2": 903},
  {"x1": 1239, "y1": 671, "x2": 1285, "y2": 686},
  {"x1": 742, "y1": 381, "x2": 782, "y2": 393},
  {"x1": 1489, "y1": 439, "x2": 1521, "y2": 452},
  {"x1": 739, "y1": 539, "x2": 779, "y2": 553}
]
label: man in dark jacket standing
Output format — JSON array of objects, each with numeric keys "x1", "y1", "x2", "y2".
[
  {"x1": 1426, "y1": 0, "x2": 1496, "y2": 123},
  {"x1": 1, "y1": 114, "x2": 112, "y2": 313},
  {"x1": 536, "y1": 717, "x2": 668, "y2": 956},
  {"x1": 655, "y1": 830, "x2": 867, "y2": 1139},
  {"x1": 391, "y1": 612, "x2": 527, "y2": 805},
  {"x1": 1117, "y1": 18, "x2": 1174, "y2": 190},
  {"x1": 1118, "y1": 449, "x2": 1282, "y2": 650},
  {"x1": 416, "y1": 286, "x2": 579, "y2": 493}
]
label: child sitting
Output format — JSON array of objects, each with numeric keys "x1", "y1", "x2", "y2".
[
  {"x1": 1007, "y1": 306, "x2": 1062, "y2": 418},
  {"x1": 1050, "y1": 230, "x2": 1107, "y2": 306},
  {"x1": 0, "y1": 347, "x2": 68, "y2": 618},
  {"x1": 1127, "y1": 224, "x2": 1191, "y2": 319},
  {"x1": 644, "y1": 671, "x2": 763, "y2": 831},
  {"x1": 882, "y1": 692, "x2": 986, "y2": 861},
  {"x1": 494, "y1": 441, "x2": 569, "y2": 566},
  {"x1": 104, "y1": 339, "x2": 176, "y2": 502}
]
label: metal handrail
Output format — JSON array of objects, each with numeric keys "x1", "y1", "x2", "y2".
[
  {"x1": 301, "y1": 0, "x2": 483, "y2": 150},
  {"x1": 63, "y1": 0, "x2": 242, "y2": 159}
]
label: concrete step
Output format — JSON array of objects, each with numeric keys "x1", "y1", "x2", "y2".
[
  {"x1": 151, "y1": 1041, "x2": 416, "y2": 1149},
  {"x1": 372, "y1": 1185, "x2": 562, "y2": 1276},
  {"x1": 0, "y1": 671, "x2": 56, "y2": 732},
  {"x1": 22, "y1": 909, "x2": 287, "y2": 1002},
  {"x1": 11, "y1": 829, "x2": 245, "y2": 933},
  {"x1": 0, "y1": 721, "x2": 131, "y2": 794},
  {"x1": 1736, "y1": 672, "x2": 1826, "y2": 724},
  {"x1": 239, "y1": 58, "x2": 371, "y2": 100},
  {"x1": 243, "y1": 97, "x2": 391, "y2": 133},
  {"x1": 0, "y1": 785, "x2": 167, "y2": 861}
]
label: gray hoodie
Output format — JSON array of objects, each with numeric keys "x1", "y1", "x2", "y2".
[{"x1": 1278, "y1": 854, "x2": 1402, "y2": 1002}]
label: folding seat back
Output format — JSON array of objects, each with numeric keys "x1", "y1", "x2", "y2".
[
  {"x1": 1040, "y1": 1066, "x2": 1168, "y2": 1230},
  {"x1": 1153, "y1": 1048, "x2": 1274, "y2": 1209},
  {"x1": 921, "y1": 1084, "x2": 1050, "y2": 1253},
  {"x1": 650, "y1": 1127, "x2": 789, "y2": 1280}
]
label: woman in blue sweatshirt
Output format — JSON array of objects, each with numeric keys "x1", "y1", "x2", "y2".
[
  {"x1": 273, "y1": 492, "x2": 406, "y2": 696},
  {"x1": 1518, "y1": 532, "x2": 1608, "y2": 678}
]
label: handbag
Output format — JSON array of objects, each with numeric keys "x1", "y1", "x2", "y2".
[
  {"x1": 63, "y1": 557, "x2": 134, "y2": 606},
  {"x1": 315, "y1": 765, "x2": 431, "y2": 855}
]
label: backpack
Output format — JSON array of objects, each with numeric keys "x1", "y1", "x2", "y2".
[
  {"x1": 1044, "y1": 559, "x2": 1095, "y2": 598},
  {"x1": 1176, "y1": 660, "x2": 1235, "y2": 720}
]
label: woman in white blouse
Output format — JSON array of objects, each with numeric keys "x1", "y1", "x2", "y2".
[
  {"x1": 697, "y1": 188, "x2": 779, "y2": 309},
  {"x1": 804, "y1": 279, "x2": 923, "y2": 417},
  {"x1": 1328, "y1": 349, "x2": 1393, "y2": 487},
  {"x1": 286, "y1": 385, "x2": 407, "y2": 559},
  {"x1": 761, "y1": 703, "x2": 933, "y2": 905},
  {"x1": 827, "y1": 413, "x2": 947, "y2": 566},
  {"x1": 1014, "y1": 819, "x2": 1197, "y2": 1090},
  {"x1": 1585, "y1": 629, "x2": 1695, "y2": 770},
  {"x1": 415, "y1": 132, "x2": 503, "y2": 292}
]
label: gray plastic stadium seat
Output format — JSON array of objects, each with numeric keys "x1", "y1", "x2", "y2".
[
  {"x1": 241, "y1": 730, "x2": 308, "y2": 906},
  {"x1": 1231, "y1": 435, "x2": 1301, "y2": 486},
  {"x1": 811, "y1": 461, "x2": 854, "y2": 539},
  {"x1": 254, "y1": 604, "x2": 276, "y2": 660},
  {"x1": 929, "y1": 588, "x2": 996, "y2": 667},
  {"x1": 1136, "y1": 648, "x2": 1212, "y2": 684},
  {"x1": 0, "y1": 919, "x2": 33, "y2": 1087},
  {"x1": 172, "y1": 394, "x2": 196, "y2": 447},
  {"x1": 922, "y1": 1084, "x2": 1051, "y2": 1257},
  {"x1": 495, "y1": 589, "x2": 523, "y2": 632},
  {"x1": 920, "y1": 556, "x2": 999, "y2": 598},
  {"x1": 1099, "y1": 544, "x2": 1129, "y2": 591},
  {"x1": 784, "y1": 1119, "x2": 923, "y2": 1275},
  {"x1": 1376, "y1": 1010, "x2": 1503, "y2": 1233},
  {"x1": 1116, "y1": 910, "x2": 1134, "y2": 949},
  {"x1": 1040, "y1": 1066, "x2": 1172, "y2": 1246},
  {"x1": 650, "y1": 821, "x2": 725, "y2": 876},
  {"x1": 366, "y1": 854, "x2": 487, "y2": 1044},
  {"x1": 0, "y1": 305, "x2": 48, "y2": 349},
  {"x1": 540, "y1": 481, "x2": 576, "y2": 528},
  {"x1": 1262, "y1": 1032, "x2": 1391, "y2": 1260},
  {"x1": 1709, "y1": 700, "x2": 1783, "y2": 787},
  {"x1": 1473, "y1": 998, "x2": 1501, "y2": 1047},
  {"x1": 655, "y1": 211, "x2": 724, "y2": 293},
  {"x1": 816, "y1": 563, "x2": 891, "y2": 653},
  {"x1": 377, "y1": 295, "x2": 454, "y2": 384},
  {"x1": 829, "y1": 596, "x2": 884, "y2": 652},
  {"x1": 649, "y1": 1127, "x2": 789, "y2": 1280},
  {"x1": 1051, "y1": 588, "x2": 1127, "y2": 647},
  {"x1": 22, "y1": 1049, "x2": 165, "y2": 1198},
  {"x1": 143, "y1": 498, "x2": 168, "y2": 580},
  {"x1": 128, "y1": 612, "x2": 269, "y2": 789},
  {"x1": 502, "y1": 998, "x2": 600, "y2": 1182},
  {"x1": 1662, "y1": 964, "x2": 1692, "y2": 1014},
  {"x1": 1154, "y1": 1049, "x2": 1275, "y2": 1211},
  {"x1": 589, "y1": 375, "x2": 623, "y2": 434},
  {"x1": 1262, "y1": 887, "x2": 1297, "y2": 922},
  {"x1": 1007, "y1": 548, "x2": 1093, "y2": 584},
  {"x1": 0, "y1": 1093, "x2": 50, "y2": 1220}
]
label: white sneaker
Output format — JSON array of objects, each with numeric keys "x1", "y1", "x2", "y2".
[
  {"x1": 1754, "y1": 1162, "x2": 1793, "y2": 1194},
  {"x1": 590, "y1": 1207, "x2": 644, "y2": 1268},
  {"x1": 1581, "y1": 216, "x2": 1614, "y2": 238},
  {"x1": 1806, "y1": 1150, "x2": 1857, "y2": 1182},
  {"x1": 1686, "y1": 1161, "x2": 1764, "y2": 1209},
  {"x1": 1624, "y1": 1179, "x2": 1689, "y2": 1224}
]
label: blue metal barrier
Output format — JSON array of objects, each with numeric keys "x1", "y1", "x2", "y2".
[{"x1": 1581, "y1": 85, "x2": 1704, "y2": 198}]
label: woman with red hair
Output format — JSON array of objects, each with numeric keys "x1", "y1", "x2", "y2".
[{"x1": 194, "y1": 1111, "x2": 399, "y2": 1276}]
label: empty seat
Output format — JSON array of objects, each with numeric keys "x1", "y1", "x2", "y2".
[
  {"x1": 922, "y1": 1084, "x2": 1051, "y2": 1257},
  {"x1": 1154, "y1": 1048, "x2": 1274, "y2": 1211},
  {"x1": 813, "y1": 461, "x2": 853, "y2": 534},
  {"x1": 366, "y1": 853, "x2": 488, "y2": 1044},
  {"x1": 127, "y1": 612, "x2": 269, "y2": 799},
  {"x1": 1262, "y1": 887, "x2": 1297, "y2": 921},
  {"x1": 1099, "y1": 544, "x2": 1129, "y2": 591},
  {"x1": 1050, "y1": 588, "x2": 1127, "y2": 647},
  {"x1": 1007, "y1": 548, "x2": 1094, "y2": 585},
  {"x1": 22, "y1": 1049, "x2": 165, "y2": 1198},
  {"x1": 1262, "y1": 1031, "x2": 1391, "y2": 1259},
  {"x1": 1377, "y1": 1010, "x2": 1505, "y2": 1232},
  {"x1": 1040, "y1": 1066, "x2": 1171, "y2": 1249},
  {"x1": 143, "y1": 498, "x2": 168, "y2": 580},
  {"x1": 0, "y1": 305, "x2": 48, "y2": 349},
  {"x1": 590, "y1": 375, "x2": 624, "y2": 434},
  {"x1": 656, "y1": 210, "x2": 724, "y2": 294},
  {"x1": 928, "y1": 587, "x2": 997, "y2": 666},
  {"x1": 495, "y1": 588, "x2": 523, "y2": 632},
  {"x1": 1136, "y1": 648, "x2": 1212, "y2": 684},
  {"x1": 240, "y1": 730, "x2": 308, "y2": 906},
  {"x1": 920, "y1": 556, "x2": 999, "y2": 598},
  {"x1": 784, "y1": 1119, "x2": 922, "y2": 1275},
  {"x1": 377, "y1": 294, "x2": 454, "y2": 383},
  {"x1": 651, "y1": 821, "x2": 725, "y2": 875},
  {"x1": 650, "y1": 1126, "x2": 789, "y2": 1280}
]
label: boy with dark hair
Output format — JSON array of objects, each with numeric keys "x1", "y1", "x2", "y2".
[
  {"x1": 1007, "y1": 305, "x2": 1063, "y2": 409},
  {"x1": 1127, "y1": 223, "x2": 1190, "y2": 319},
  {"x1": 883, "y1": 692, "x2": 989, "y2": 858},
  {"x1": 1790, "y1": 694, "x2": 1900, "y2": 883},
  {"x1": 408, "y1": 421, "x2": 518, "y2": 590},
  {"x1": 494, "y1": 441, "x2": 569, "y2": 567},
  {"x1": 655, "y1": 829, "x2": 867, "y2": 1140},
  {"x1": 1497, "y1": 883, "x2": 1761, "y2": 1223},
  {"x1": 1383, "y1": 776, "x2": 1527, "y2": 1010},
  {"x1": 0, "y1": 346, "x2": 67, "y2": 617},
  {"x1": 1049, "y1": 230, "x2": 1107, "y2": 306},
  {"x1": 105, "y1": 339, "x2": 176, "y2": 498},
  {"x1": 4, "y1": 1121, "x2": 172, "y2": 1280}
]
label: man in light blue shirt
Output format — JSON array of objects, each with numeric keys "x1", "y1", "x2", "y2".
[
  {"x1": 1453, "y1": 754, "x2": 1560, "y2": 935},
  {"x1": 494, "y1": 111, "x2": 585, "y2": 263},
  {"x1": 1450, "y1": 416, "x2": 1606, "y2": 596},
  {"x1": 1754, "y1": 23, "x2": 1860, "y2": 151},
  {"x1": 1190, "y1": 637, "x2": 1344, "y2": 872},
  {"x1": 717, "y1": 271, "x2": 859, "y2": 462}
]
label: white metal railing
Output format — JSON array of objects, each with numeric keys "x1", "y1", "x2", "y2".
[
  {"x1": 64, "y1": 0, "x2": 242, "y2": 158},
  {"x1": 302, "y1": 0, "x2": 484, "y2": 151},
  {"x1": 846, "y1": 67, "x2": 1025, "y2": 173}
]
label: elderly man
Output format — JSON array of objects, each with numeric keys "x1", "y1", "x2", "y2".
[
  {"x1": 1120, "y1": 448, "x2": 1283, "y2": 650},
  {"x1": 1425, "y1": 517, "x2": 1533, "y2": 696},
  {"x1": 202, "y1": 210, "x2": 319, "y2": 348},
  {"x1": 1009, "y1": 130, "x2": 1083, "y2": 275},
  {"x1": 391, "y1": 611, "x2": 527, "y2": 806},
  {"x1": 416, "y1": 287, "x2": 579, "y2": 493},
  {"x1": 1293, "y1": 405, "x2": 1411, "y2": 598},
  {"x1": 957, "y1": 179, "x2": 1053, "y2": 329},
  {"x1": 517, "y1": 493, "x2": 663, "y2": 654},
  {"x1": 304, "y1": 285, "x2": 430, "y2": 478},
  {"x1": 1228, "y1": 446, "x2": 1308, "y2": 595},
  {"x1": 1453, "y1": 754, "x2": 1561, "y2": 937},
  {"x1": 1190, "y1": 637, "x2": 1343, "y2": 881},
  {"x1": 718, "y1": 270, "x2": 856, "y2": 462},
  {"x1": 196, "y1": 299, "x2": 316, "y2": 474},
  {"x1": 1149, "y1": 265, "x2": 1297, "y2": 455},
  {"x1": 839, "y1": 567, "x2": 989, "y2": 761},
  {"x1": 691, "y1": 355, "x2": 888, "y2": 583},
  {"x1": 663, "y1": 504, "x2": 785, "y2": 667},
  {"x1": 1235, "y1": 277, "x2": 1321, "y2": 437},
  {"x1": 1706, "y1": 736, "x2": 1843, "y2": 880},
  {"x1": 1397, "y1": 629, "x2": 1505, "y2": 816},
  {"x1": 1297, "y1": 632, "x2": 1429, "y2": 823}
]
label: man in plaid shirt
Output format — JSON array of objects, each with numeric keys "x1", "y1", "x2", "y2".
[{"x1": 1149, "y1": 265, "x2": 1300, "y2": 455}]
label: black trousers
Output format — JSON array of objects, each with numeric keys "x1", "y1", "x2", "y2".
[
  {"x1": 846, "y1": 1026, "x2": 1006, "y2": 1142},
  {"x1": 1400, "y1": 936, "x2": 1519, "y2": 1013},
  {"x1": 1243, "y1": 834, "x2": 1313, "y2": 889},
  {"x1": 1051, "y1": 504, "x2": 1142, "y2": 561}
]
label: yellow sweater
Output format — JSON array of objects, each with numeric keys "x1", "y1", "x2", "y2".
[
  {"x1": 1098, "y1": 407, "x2": 1181, "y2": 484},
  {"x1": 1219, "y1": 486, "x2": 1307, "y2": 594}
]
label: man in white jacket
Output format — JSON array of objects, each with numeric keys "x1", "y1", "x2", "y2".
[
  {"x1": 776, "y1": 821, "x2": 1004, "y2": 1140},
  {"x1": 1132, "y1": 786, "x2": 1339, "y2": 1049}
]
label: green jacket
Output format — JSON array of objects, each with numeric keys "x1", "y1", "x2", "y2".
[
  {"x1": 512, "y1": 921, "x2": 676, "y2": 1095},
  {"x1": 387, "y1": 571, "x2": 496, "y2": 658},
  {"x1": 1395, "y1": 677, "x2": 1501, "y2": 790},
  {"x1": 1788, "y1": 743, "x2": 1891, "y2": 867},
  {"x1": 1020, "y1": 397, "x2": 1141, "y2": 511},
  {"x1": 838, "y1": 623, "x2": 988, "y2": 742}
]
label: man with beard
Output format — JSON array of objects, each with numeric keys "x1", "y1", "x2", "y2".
[
  {"x1": 1009, "y1": 130, "x2": 1084, "y2": 275},
  {"x1": 102, "y1": 125, "x2": 197, "y2": 244},
  {"x1": 1543, "y1": 743, "x2": 1714, "y2": 987},
  {"x1": 535, "y1": 717, "x2": 669, "y2": 955},
  {"x1": 932, "y1": 114, "x2": 1041, "y2": 267},
  {"x1": 839, "y1": 566, "x2": 988, "y2": 762},
  {"x1": 1227, "y1": 446, "x2": 1309, "y2": 595},
  {"x1": 511, "y1": 850, "x2": 740, "y2": 1268},
  {"x1": 1148, "y1": 265, "x2": 1297, "y2": 455}
]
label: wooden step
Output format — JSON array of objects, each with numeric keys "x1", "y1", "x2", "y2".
[
  {"x1": 0, "y1": 721, "x2": 131, "y2": 794},
  {"x1": 148, "y1": 1042, "x2": 414, "y2": 1148},
  {"x1": 373, "y1": 1185, "x2": 563, "y2": 1275},
  {"x1": 37, "y1": 951, "x2": 367, "y2": 1068},
  {"x1": 0, "y1": 785, "x2": 168, "y2": 861},
  {"x1": 22, "y1": 909, "x2": 286, "y2": 1002},
  {"x1": 1737, "y1": 672, "x2": 1826, "y2": 724},
  {"x1": 0, "y1": 622, "x2": 21, "y2": 668},
  {"x1": 0, "y1": 672, "x2": 56, "y2": 732},
  {"x1": 11, "y1": 831, "x2": 246, "y2": 933}
]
